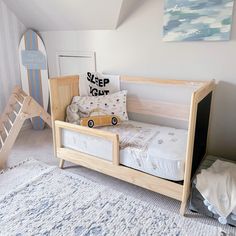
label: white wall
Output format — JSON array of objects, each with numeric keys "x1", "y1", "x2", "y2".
[
  {"x1": 41, "y1": 0, "x2": 236, "y2": 160},
  {"x1": 0, "y1": 0, "x2": 25, "y2": 113}
]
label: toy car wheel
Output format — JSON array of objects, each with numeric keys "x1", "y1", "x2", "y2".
[
  {"x1": 88, "y1": 120, "x2": 94, "y2": 128},
  {"x1": 111, "y1": 117, "x2": 118, "y2": 125}
]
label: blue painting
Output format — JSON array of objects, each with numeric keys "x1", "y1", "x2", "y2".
[{"x1": 163, "y1": 0, "x2": 234, "y2": 41}]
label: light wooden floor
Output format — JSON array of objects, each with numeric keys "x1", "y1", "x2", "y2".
[{"x1": 8, "y1": 127, "x2": 236, "y2": 233}]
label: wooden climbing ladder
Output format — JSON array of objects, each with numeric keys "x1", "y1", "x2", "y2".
[{"x1": 0, "y1": 86, "x2": 51, "y2": 168}]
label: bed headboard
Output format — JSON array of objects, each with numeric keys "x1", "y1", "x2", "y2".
[{"x1": 49, "y1": 75, "x2": 79, "y2": 121}]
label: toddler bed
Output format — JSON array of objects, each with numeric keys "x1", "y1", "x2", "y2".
[{"x1": 49, "y1": 75, "x2": 215, "y2": 215}]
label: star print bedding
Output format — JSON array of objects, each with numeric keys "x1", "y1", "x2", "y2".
[
  {"x1": 66, "y1": 90, "x2": 128, "y2": 125},
  {"x1": 62, "y1": 120, "x2": 188, "y2": 181}
]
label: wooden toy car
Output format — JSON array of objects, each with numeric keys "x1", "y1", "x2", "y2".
[{"x1": 80, "y1": 114, "x2": 121, "y2": 128}]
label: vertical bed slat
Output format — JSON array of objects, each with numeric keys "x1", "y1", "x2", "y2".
[{"x1": 112, "y1": 134, "x2": 120, "y2": 166}]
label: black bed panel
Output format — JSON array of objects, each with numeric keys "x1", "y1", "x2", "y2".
[{"x1": 191, "y1": 92, "x2": 212, "y2": 178}]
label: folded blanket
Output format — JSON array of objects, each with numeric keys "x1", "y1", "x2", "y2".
[
  {"x1": 196, "y1": 160, "x2": 236, "y2": 220},
  {"x1": 79, "y1": 72, "x2": 120, "y2": 96}
]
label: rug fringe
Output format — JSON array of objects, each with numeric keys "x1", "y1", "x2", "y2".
[{"x1": 0, "y1": 158, "x2": 32, "y2": 175}]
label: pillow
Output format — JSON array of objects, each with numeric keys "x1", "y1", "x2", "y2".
[
  {"x1": 79, "y1": 72, "x2": 120, "y2": 96},
  {"x1": 66, "y1": 90, "x2": 128, "y2": 125}
]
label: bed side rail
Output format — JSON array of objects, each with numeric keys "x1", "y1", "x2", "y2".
[{"x1": 54, "y1": 120, "x2": 120, "y2": 166}]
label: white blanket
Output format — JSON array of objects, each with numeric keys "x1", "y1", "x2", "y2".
[
  {"x1": 196, "y1": 160, "x2": 236, "y2": 219},
  {"x1": 79, "y1": 72, "x2": 120, "y2": 96}
]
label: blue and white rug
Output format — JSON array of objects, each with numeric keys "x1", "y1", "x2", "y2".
[{"x1": 0, "y1": 159, "x2": 224, "y2": 236}]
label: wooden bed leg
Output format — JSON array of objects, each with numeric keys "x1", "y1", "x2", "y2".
[
  {"x1": 59, "y1": 159, "x2": 65, "y2": 169},
  {"x1": 180, "y1": 200, "x2": 187, "y2": 216},
  {"x1": 180, "y1": 185, "x2": 190, "y2": 216}
]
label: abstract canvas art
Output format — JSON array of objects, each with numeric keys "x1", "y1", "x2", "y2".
[{"x1": 163, "y1": 0, "x2": 234, "y2": 41}]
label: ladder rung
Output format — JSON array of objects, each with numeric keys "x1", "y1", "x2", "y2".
[
  {"x1": 3, "y1": 123, "x2": 8, "y2": 136},
  {"x1": 6, "y1": 114, "x2": 13, "y2": 126},
  {"x1": 16, "y1": 99, "x2": 23, "y2": 106},
  {"x1": 12, "y1": 110, "x2": 18, "y2": 116},
  {"x1": 12, "y1": 94, "x2": 23, "y2": 105},
  {"x1": 15, "y1": 88, "x2": 27, "y2": 98},
  {"x1": 16, "y1": 97, "x2": 23, "y2": 106},
  {"x1": 0, "y1": 133, "x2": 3, "y2": 146},
  {"x1": 17, "y1": 92, "x2": 25, "y2": 99},
  {"x1": 20, "y1": 92, "x2": 27, "y2": 98}
]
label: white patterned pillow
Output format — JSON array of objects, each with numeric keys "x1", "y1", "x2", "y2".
[{"x1": 69, "y1": 90, "x2": 128, "y2": 121}]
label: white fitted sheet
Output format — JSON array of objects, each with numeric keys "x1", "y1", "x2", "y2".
[{"x1": 61, "y1": 120, "x2": 188, "y2": 181}]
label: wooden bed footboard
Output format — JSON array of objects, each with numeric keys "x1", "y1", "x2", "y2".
[
  {"x1": 49, "y1": 75, "x2": 216, "y2": 216},
  {"x1": 180, "y1": 80, "x2": 215, "y2": 215}
]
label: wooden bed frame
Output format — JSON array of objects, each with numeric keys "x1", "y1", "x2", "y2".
[{"x1": 49, "y1": 75, "x2": 215, "y2": 215}]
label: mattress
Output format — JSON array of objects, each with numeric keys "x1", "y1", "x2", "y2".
[{"x1": 61, "y1": 120, "x2": 188, "y2": 181}]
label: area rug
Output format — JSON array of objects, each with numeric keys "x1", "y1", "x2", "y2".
[{"x1": 0, "y1": 159, "x2": 224, "y2": 236}]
